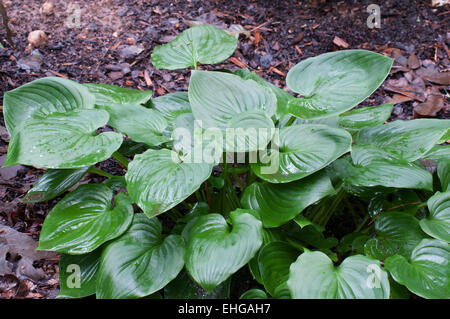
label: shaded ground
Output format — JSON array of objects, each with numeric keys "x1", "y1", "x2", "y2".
[{"x1": 0, "y1": 0, "x2": 449, "y2": 298}]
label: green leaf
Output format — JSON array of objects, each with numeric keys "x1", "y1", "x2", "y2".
[
  {"x1": 188, "y1": 70, "x2": 276, "y2": 152},
  {"x1": 385, "y1": 239, "x2": 450, "y2": 299},
  {"x1": 333, "y1": 157, "x2": 433, "y2": 191},
  {"x1": 58, "y1": 249, "x2": 101, "y2": 298},
  {"x1": 150, "y1": 92, "x2": 191, "y2": 124},
  {"x1": 4, "y1": 109, "x2": 123, "y2": 169},
  {"x1": 241, "y1": 170, "x2": 335, "y2": 227},
  {"x1": 4, "y1": 77, "x2": 95, "y2": 135},
  {"x1": 240, "y1": 289, "x2": 268, "y2": 299},
  {"x1": 420, "y1": 192, "x2": 450, "y2": 242},
  {"x1": 151, "y1": 25, "x2": 237, "y2": 70},
  {"x1": 338, "y1": 103, "x2": 393, "y2": 130},
  {"x1": 421, "y1": 145, "x2": 450, "y2": 163},
  {"x1": 126, "y1": 149, "x2": 213, "y2": 218},
  {"x1": 23, "y1": 167, "x2": 89, "y2": 203},
  {"x1": 286, "y1": 50, "x2": 393, "y2": 119},
  {"x1": 252, "y1": 125, "x2": 352, "y2": 183},
  {"x1": 102, "y1": 176, "x2": 127, "y2": 191},
  {"x1": 352, "y1": 119, "x2": 450, "y2": 165},
  {"x1": 84, "y1": 83, "x2": 153, "y2": 106},
  {"x1": 288, "y1": 251, "x2": 390, "y2": 299},
  {"x1": 292, "y1": 225, "x2": 338, "y2": 249},
  {"x1": 438, "y1": 161, "x2": 450, "y2": 192},
  {"x1": 185, "y1": 209, "x2": 263, "y2": 291},
  {"x1": 364, "y1": 211, "x2": 427, "y2": 260},
  {"x1": 258, "y1": 242, "x2": 298, "y2": 298},
  {"x1": 98, "y1": 103, "x2": 169, "y2": 146},
  {"x1": 97, "y1": 214, "x2": 185, "y2": 299},
  {"x1": 38, "y1": 184, "x2": 133, "y2": 254}
]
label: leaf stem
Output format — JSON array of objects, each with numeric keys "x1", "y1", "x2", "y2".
[
  {"x1": 112, "y1": 151, "x2": 129, "y2": 168},
  {"x1": 88, "y1": 166, "x2": 114, "y2": 179}
]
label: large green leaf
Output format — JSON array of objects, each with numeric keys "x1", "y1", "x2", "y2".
[
  {"x1": 23, "y1": 167, "x2": 89, "y2": 203},
  {"x1": 364, "y1": 211, "x2": 427, "y2": 260},
  {"x1": 38, "y1": 184, "x2": 133, "y2": 254},
  {"x1": 58, "y1": 249, "x2": 101, "y2": 298},
  {"x1": 185, "y1": 209, "x2": 263, "y2": 291},
  {"x1": 288, "y1": 251, "x2": 390, "y2": 299},
  {"x1": 4, "y1": 77, "x2": 95, "y2": 135},
  {"x1": 352, "y1": 119, "x2": 450, "y2": 165},
  {"x1": 99, "y1": 103, "x2": 169, "y2": 146},
  {"x1": 97, "y1": 214, "x2": 185, "y2": 299},
  {"x1": 84, "y1": 83, "x2": 153, "y2": 106},
  {"x1": 420, "y1": 192, "x2": 450, "y2": 242},
  {"x1": 125, "y1": 149, "x2": 213, "y2": 218},
  {"x1": 151, "y1": 25, "x2": 237, "y2": 70},
  {"x1": 150, "y1": 92, "x2": 191, "y2": 124},
  {"x1": 189, "y1": 70, "x2": 276, "y2": 152},
  {"x1": 385, "y1": 239, "x2": 450, "y2": 299},
  {"x1": 4, "y1": 109, "x2": 123, "y2": 169},
  {"x1": 286, "y1": 50, "x2": 393, "y2": 119},
  {"x1": 241, "y1": 170, "x2": 335, "y2": 227},
  {"x1": 333, "y1": 157, "x2": 433, "y2": 191},
  {"x1": 252, "y1": 125, "x2": 351, "y2": 183},
  {"x1": 337, "y1": 103, "x2": 393, "y2": 130},
  {"x1": 258, "y1": 242, "x2": 299, "y2": 298}
]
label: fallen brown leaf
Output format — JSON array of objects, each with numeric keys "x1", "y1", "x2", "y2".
[{"x1": 333, "y1": 36, "x2": 349, "y2": 48}]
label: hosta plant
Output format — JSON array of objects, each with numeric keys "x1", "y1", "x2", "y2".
[{"x1": 2, "y1": 24, "x2": 449, "y2": 299}]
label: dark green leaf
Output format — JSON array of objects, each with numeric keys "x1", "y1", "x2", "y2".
[
  {"x1": 85, "y1": 83, "x2": 153, "y2": 106},
  {"x1": 240, "y1": 289, "x2": 268, "y2": 299},
  {"x1": 420, "y1": 192, "x2": 450, "y2": 243}
]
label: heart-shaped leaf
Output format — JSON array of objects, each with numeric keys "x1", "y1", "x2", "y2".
[
  {"x1": 337, "y1": 103, "x2": 393, "y2": 130},
  {"x1": 240, "y1": 289, "x2": 268, "y2": 299},
  {"x1": 84, "y1": 83, "x2": 153, "y2": 106},
  {"x1": 38, "y1": 184, "x2": 133, "y2": 254},
  {"x1": 150, "y1": 92, "x2": 191, "y2": 124},
  {"x1": 125, "y1": 149, "x2": 213, "y2": 218},
  {"x1": 252, "y1": 125, "x2": 352, "y2": 183},
  {"x1": 364, "y1": 211, "x2": 427, "y2": 260},
  {"x1": 58, "y1": 249, "x2": 101, "y2": 298},
  {"x1": 4, "y1": 77, "x2": 95, "y2": 135},
  {"x1": 420, "y1": 192, "x2": 450, "y2": 242},
  {"x1": 185, "y1": 209, "x2": 263, "y2": 291},
  {"x1": 332, "y1": 157, "x2": 433, "y2": 191},
  {"x1": 385, "y1": 239, "x2": 450, "y2": 299},
  {"x1": 286, "y1": 50, "x2": 393, "y2": 119},
  {"x1": 99, "y1": 103, "x2": 169, "y2": 146},
  {"x1": 97, "y1": 214, "x2": 185, "y2": 299},
  {"x1": 241, "y1": 170, "x2": 335, "y2": 227},
  {"x1": 23, "y1": 167, "x2": 89, "y2": 203},
  {"x1": 4, "y1": 109, "x2": 123, "y2": 169},
  {"x1": 151, "y1": 25, "x2": 238, "y2": 70},
  {"x1": 288, "y1": 251, "x2": 390, "y2": 299}
]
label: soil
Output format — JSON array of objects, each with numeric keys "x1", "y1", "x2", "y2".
[{"x1": 0, "y1": 0, "x2": 449, "y2": 298}]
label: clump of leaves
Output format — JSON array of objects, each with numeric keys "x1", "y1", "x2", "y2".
[{"x1": 2, "y1": 24, "x2": 449, "y2": 299}]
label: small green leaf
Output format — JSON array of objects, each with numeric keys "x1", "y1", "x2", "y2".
[
  {"x1": 58, "y1": 249, "x2": 101, "y2": 298},
  {"x1": 185, "y1": 209, "x2": 263, "y2": 291},
  {"x1": 252, "y1": 125, "x2": 351, "y2": 183},
  {"x1": 288, "y1": 251, "x2": 390, "y2": 299},
  {"x1": 385, "y1": 239, "x2": 450, "y2": 299},
  {"x1": 23, "y1": 167, "x2": 89, "y2": 203},
  {"x1": 241, "y1": 170, "x2": 335, "y2": 227},
  {"x1": 38, "y1": 184, "x2": 133, "y2": 254},
  {"x1": 286, "y1": 50, "x2": 393, "y2": 119},
  {"x1": 150, "y1": 92, "x2": 191, "y2": 125},
  {"x1": 85, "y1": 83, "x2": 153, "y2": 106},
  {"x1": 97, "y1": 214, "x2": 185, "y2": 299},
  {"x1": 240, "y1": 289, "x2": 268, "y2": 299},
  {"x1": 151, "y1": 25, "x2": 237, "y2": 70},
  {"x1": 438, "y1": 161, "x2": 450, "y2": 192},
  {"x1": 420, "y1": 192, "x2": 450, "y2": 243},
  {"x1": 99, "y1": 103, "x2": 169, "y2": 146},
  {"x1": 4, "y1": 109, "x2": 123, "y2": 169},
  {"x1": 126, "y1": 149, "x2": 213, "y2": 218},
  {"x1": 338, "y1": 103, "x2": 393, "y2": 130},
  {"x1": 422, "y1": 145, "x2": 450, "y2": 163},
  {"x1": 364, "y1": 211, "x2": 427, "y2": 260}
]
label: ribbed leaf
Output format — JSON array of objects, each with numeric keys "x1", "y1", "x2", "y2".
[
  {"x1": 150, "y1": 92, "x2": 191, "y2": 124},
  {"x1": 85, "y1": 83, "x2": 153, "y2": 106},
  {"x1": 338, "y1": 103, "x2": 393, "y2": 130},
  {"x1": 252, "y1": 125, "x2": 351, "y2": 183},
  {"x1": 185, "y1": 209, "x2": 263, "y2": 291},
  {"x1": 288, "y1": 252, "x2": 390, "y2": 299},
  {"x1": 420, "y1": 192, "x2": 450, "y2": 242},
  {"x1": 240, "y1": 289, "x2": 268, "y2": 299},
  {"x1": 422, "y1": 145, "x2": 450, "y2": 163},
  {"x1": 151, "y1": 25, "x2": 237, "y2": 70},
  {"x1": 125, "y1": 149, "x2": 213, "y2": 218},
  {"x1": 385, "y1": 239, "x2": 450, "y2": 299},
  {"x1": 286, "y1": 50, "x2": 393, "y2": 119},
  {"x1": 23, "y1": 167, "x2": 89, "y2": 203},
  {"x1": 241, "y1": 170, "x2": 335, "y2": 227},
  {"x1": 438, "y1": 161, "x2": 450, "y2": 192},
  {"x1": 38, "y1": 184, "x2": 133, "y2": 254},
  {"x1": 97, "y1": 214, "x2": 185, "y2": 299},
  {"x1": 4, "y1": 109, "x2": 123, "y2": 169}
]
